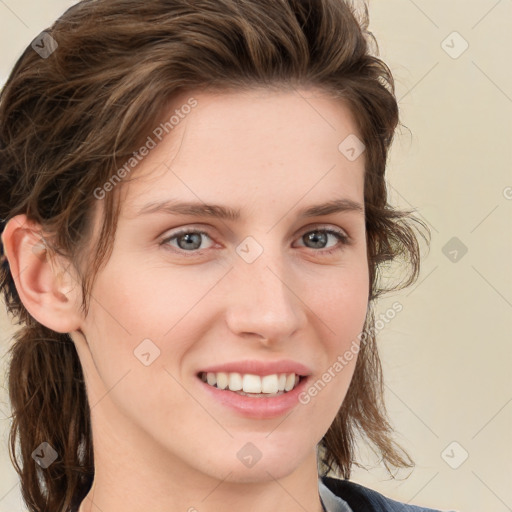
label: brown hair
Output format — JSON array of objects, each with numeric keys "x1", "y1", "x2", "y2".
[{"x1": 0, "y1": 0, "x2": 429, "y2": 510}]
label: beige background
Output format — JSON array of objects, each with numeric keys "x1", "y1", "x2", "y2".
[{"x1": 0, "y1": 1, "x2": 511, "y2": 511}]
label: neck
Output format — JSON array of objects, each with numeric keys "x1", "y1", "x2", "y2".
[
  {"x1": 77, "y1": 446, "x2": 325, "y2": 512},
  {"x1": 78, "y1": 475, "x2": 325, "y2": 512}
]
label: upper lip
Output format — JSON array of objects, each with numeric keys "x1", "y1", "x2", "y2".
[{"x1": 198, "y1": 360, "x2": 312, "y2": 377}]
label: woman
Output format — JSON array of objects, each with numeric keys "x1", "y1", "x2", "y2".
[{"x1": 0, "y1": 0, "x2": 447, "y2": 511}]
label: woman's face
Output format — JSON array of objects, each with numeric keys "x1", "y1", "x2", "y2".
[{"x1": 73, "y1": 87, "x2": 369, "y2": 484}]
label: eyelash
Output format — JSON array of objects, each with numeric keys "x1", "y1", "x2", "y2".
[{"x1": 159, "y1": 225, "x2": 351, "y2": 257}]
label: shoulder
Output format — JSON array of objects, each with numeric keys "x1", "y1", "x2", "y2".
[{"x1": 321, "y1": 476, "x2": 449, "y2": 512}]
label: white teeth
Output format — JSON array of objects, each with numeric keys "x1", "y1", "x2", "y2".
[
  {"x1": 243, "y1": 374, "x2": 262, "y2": 393},
  {"x1": 229, "y1": 372, "x2": 243, "y2": 391},
  {"x1": 201, "y1": 371, "x2": 302, "y2": 394},
  {"x1": 284, "y1": 373, "x2": 295, "y2": 392},
  {"x1": 278, "y1": 374, "x2": 286, "y2": 391},
  {"x1": 206, "y1": 372, "x2": 216, "y2": 386},
  {"x1": 216, "y1": 372, "x2": 229, "y2": 390},
  {"x1": 261, "y1": 375, "x2": 279, "y2": 394}
]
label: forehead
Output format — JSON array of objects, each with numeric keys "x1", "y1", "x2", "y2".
[{"x1": 115, "y1": 87, "x2": 365, "y2": 220}]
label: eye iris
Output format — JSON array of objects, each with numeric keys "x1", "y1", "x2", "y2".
[
  {"x1": 178, "y1": 232, "x2": 202, "y2": 250},
  {"x1": 305, "y1": 231, "x2": 327, "y2": 249}
]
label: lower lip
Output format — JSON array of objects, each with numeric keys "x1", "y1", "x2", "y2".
[{"x1": 197, "y1": 376, "x2": 310, "y2": 419}]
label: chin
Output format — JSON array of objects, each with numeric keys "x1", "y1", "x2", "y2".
[
  {"x1": 208, "y1": 441, "x2": 310, "y2": 483},
  {"x1": 219, "y1": 462, "x2": 299, "y2": 484}
]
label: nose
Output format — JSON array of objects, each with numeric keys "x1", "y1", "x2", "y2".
[{"x1": 224, "y1": 249, "x2": 307, "y2": 345}]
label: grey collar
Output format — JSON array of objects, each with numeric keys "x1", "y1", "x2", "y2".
[{"x1": 318, "y1": 477, "x2": 354, "y2": 512}]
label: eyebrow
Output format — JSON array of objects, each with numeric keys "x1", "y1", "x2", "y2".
[{"x1": 135, "y1": 197, "x2": 364, "y2": 220}]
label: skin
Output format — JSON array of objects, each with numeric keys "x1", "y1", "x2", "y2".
[{"x1": 2, "y1": 87, "x2": 369, "y2": 512}]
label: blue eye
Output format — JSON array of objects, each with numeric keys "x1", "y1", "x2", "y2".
[
  {"x1": 297, "y1": 228, "x2": 350, "y2": 254},
  {"x1": 160, "y1": 226, "x2": 350, "y2": 256},
  {"x1": 161, "y1": 229, "x2": 213, "y2": 253}
]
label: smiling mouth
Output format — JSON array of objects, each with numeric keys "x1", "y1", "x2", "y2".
[{"x1": 198, "y1": 371, "x2": 305, "y2": 397}]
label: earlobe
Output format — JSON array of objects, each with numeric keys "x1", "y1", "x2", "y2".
[{"x1": 1, "y1": 214, "x2": 83, "y2": 333}]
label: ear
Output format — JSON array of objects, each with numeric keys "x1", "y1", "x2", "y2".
[{"x1": 1, "y1": 214, "x2": 84, "y2": 333}]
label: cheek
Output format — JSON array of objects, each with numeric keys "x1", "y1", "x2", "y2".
[
  {"x1": 296, "y1": 261, "x2": 368, "y2": 413},
  {"x1": 80, "y1": 254, "x2": 226, "y2": 410},
  {"x1": 88, "y1": 255, "x2": 216, "y2": 341},
  {"x1": 308, "y1": 257, "x2": 369, "y2": 338},
  {"x1": 80, "y1": 265, "x2": 205, "y2": 437}
]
